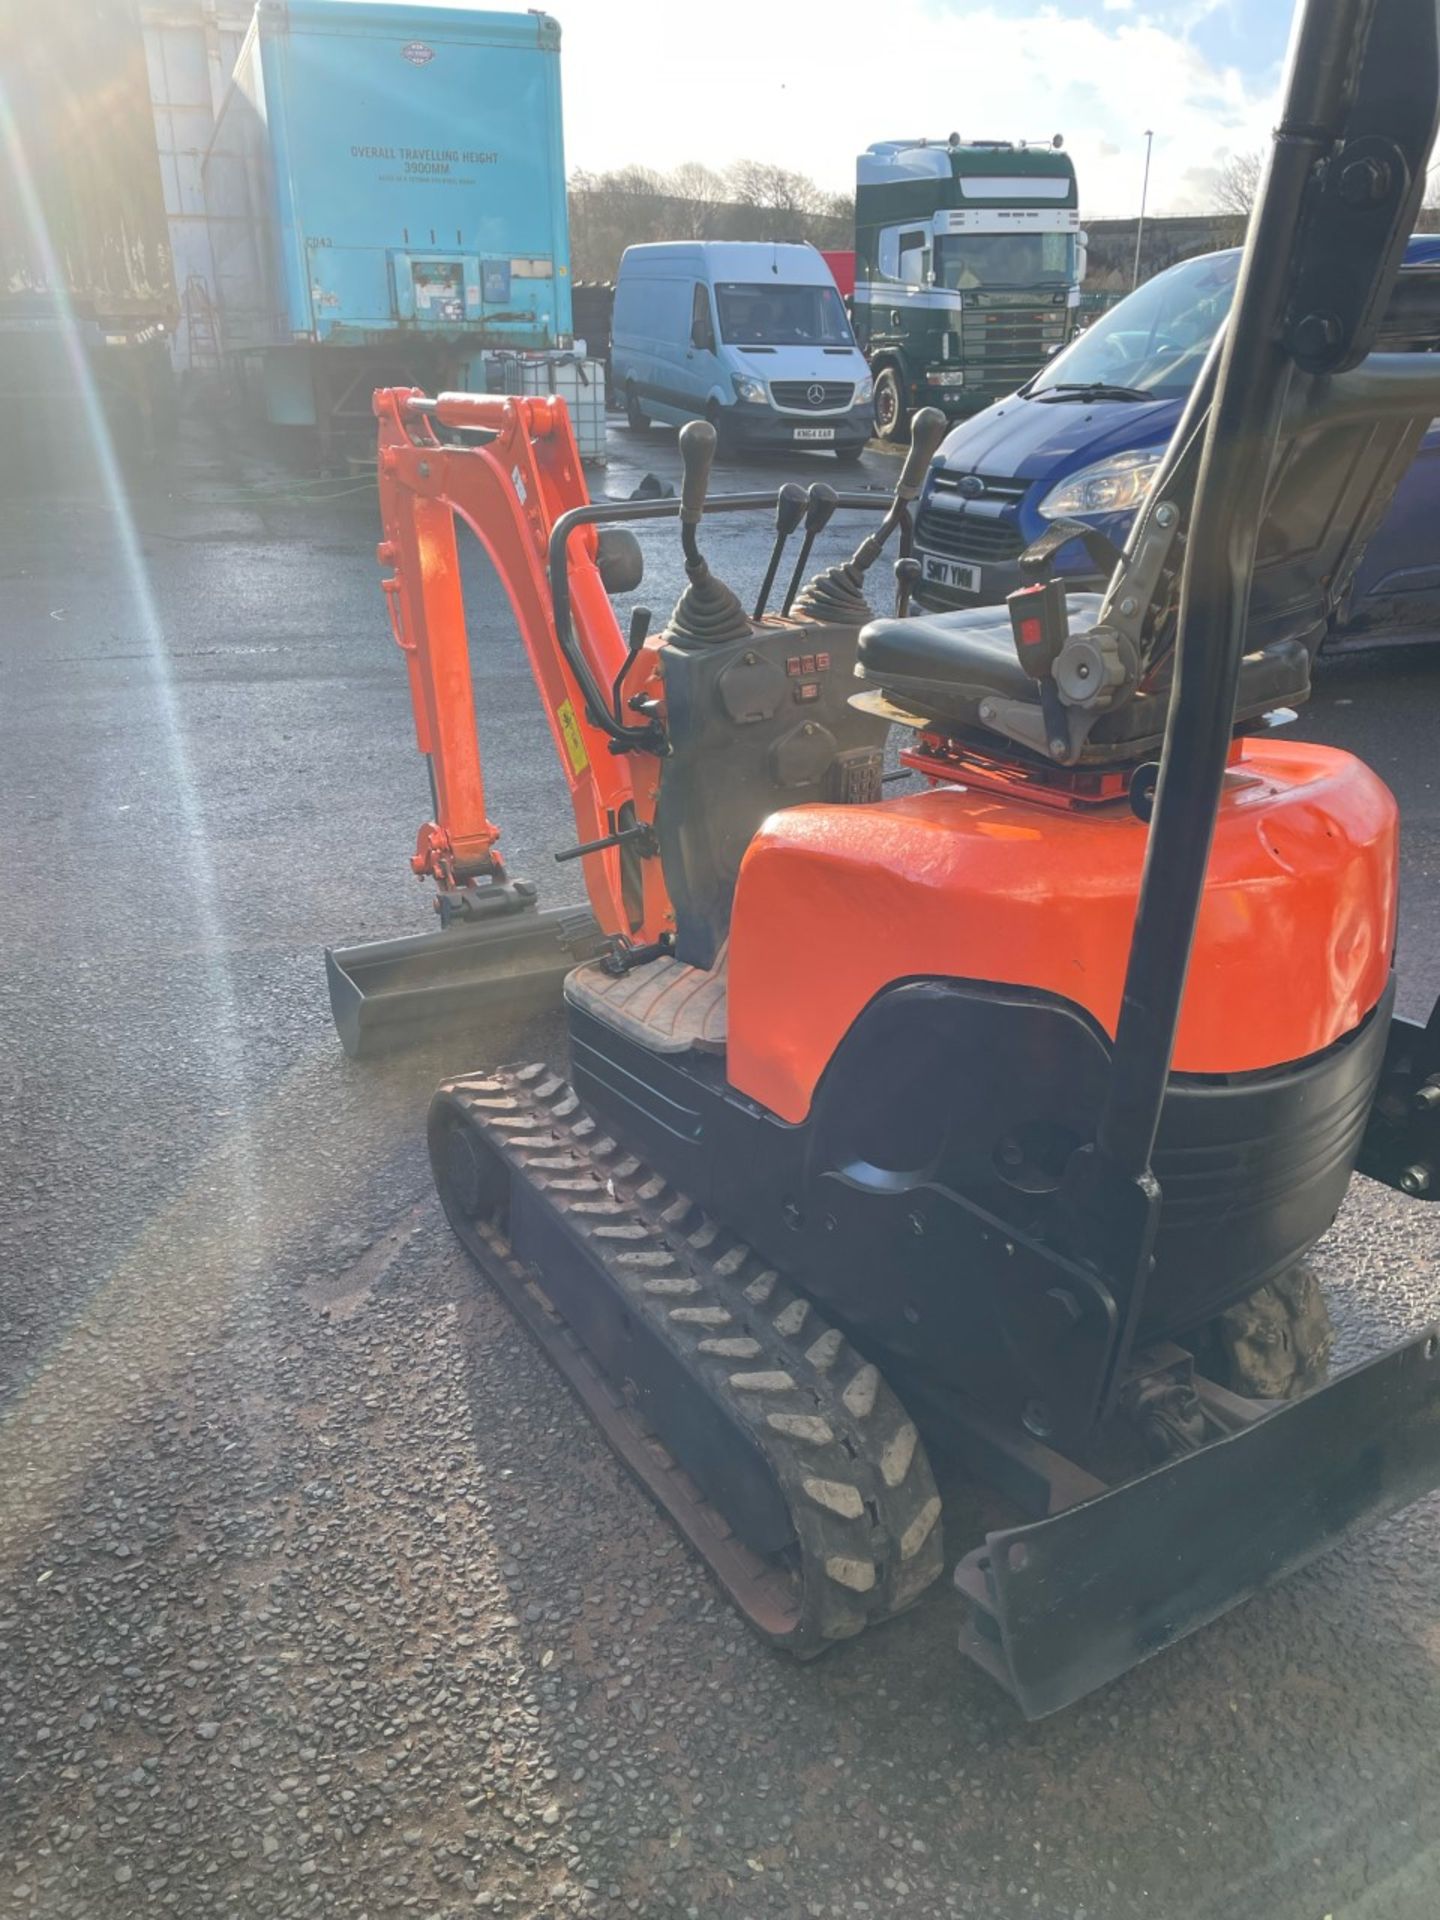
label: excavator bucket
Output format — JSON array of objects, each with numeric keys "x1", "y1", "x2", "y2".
[
  {"x1": 954, "y1": 1323, "x2": 1440, "y2": 1718},
  {"x1": 326, "y1": 904, "x2": 603, "y2": 1059}
]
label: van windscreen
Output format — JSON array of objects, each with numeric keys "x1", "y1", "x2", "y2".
[{"x1": 715, "y1": 282, "x2": 854, "y2": 347}]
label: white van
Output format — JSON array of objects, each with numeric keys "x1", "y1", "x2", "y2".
[{"x1": 610, "y1": 242, "x2": 875, "y2": 460}]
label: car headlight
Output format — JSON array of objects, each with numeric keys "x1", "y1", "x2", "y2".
[
  {"x1": 1038, "y1": 449, "x2": 1161, "y2": 520},
  {"x1": 855, "y1": 374, "x2": 874, "y2": 404},
  {"x1": 732, "y1": 374, "x2": 768, "y2": 406},
  {"x1": 927, "y1": 370, "x2": 966, "y2": 387}
]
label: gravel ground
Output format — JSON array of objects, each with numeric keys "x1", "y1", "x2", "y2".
[{"x1": 4, "y1": 393, "x2": 1440, "y2": 1920}]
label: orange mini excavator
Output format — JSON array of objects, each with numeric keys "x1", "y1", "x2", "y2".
[{"x1": 328, "y1": 0, "x2": 1440, "y2": 1716}]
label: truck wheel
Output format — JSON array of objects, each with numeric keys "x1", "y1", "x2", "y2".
[
  {"x1": 873, "y1": 367, "x2": 910, "y2": 445},
  {"x1": 625, "y1": 383, "x2": 650, "y2": 432}
]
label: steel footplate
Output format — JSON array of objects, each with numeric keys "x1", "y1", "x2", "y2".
[
  {"x1": 955, "y1": 1323, "x2": 1440, "y2": 1718},
  {"x1": 428, "y1": 1063, "x2": 945, "y2": 1655}
]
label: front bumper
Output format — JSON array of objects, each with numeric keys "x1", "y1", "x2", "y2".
[
  {"x1": 911, "y1": 498, "x2": 1136, "y2": 612},
  {"x1": 914, "y1": 560, "x2": 1108, "y2": 614},
  {"x1": 727, "y1": 403, "x2": 873, "y2": 452},
  {"x1": 954, "y1": 1322, "x2": 1440, "y2": 1717},
  {"x1": 920, "y1": 381, "x2": 1007, "y2": 421}
]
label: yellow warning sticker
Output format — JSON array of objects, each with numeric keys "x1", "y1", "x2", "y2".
[{"x1": 557, "y1": 699, "x2": 589, "y2": 776}]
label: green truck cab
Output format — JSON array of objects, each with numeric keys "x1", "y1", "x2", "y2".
[{"x1": 853, "y1": 136, "x2": 1082, "y2": 440}]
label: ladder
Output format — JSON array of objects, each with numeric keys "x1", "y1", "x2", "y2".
[{"x1": 182, "y1": 275, "x2": 224, "y2": 380}]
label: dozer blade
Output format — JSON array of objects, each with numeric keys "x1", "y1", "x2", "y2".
[
  {"x1": 326, "y1": 905, "x2": 604, "y2": 1058},
  {"x1": 955, "y1": 1324, "x2": 1440, "y2": 1718}
]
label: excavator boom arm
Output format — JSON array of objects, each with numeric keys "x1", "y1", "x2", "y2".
[{"x1": 373, "y1": 386, "x2": 665, "y2": 938}]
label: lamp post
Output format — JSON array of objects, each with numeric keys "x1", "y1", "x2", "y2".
[{"x1": 1132, "y1": 129, "x2": 1155, "y2": 290}]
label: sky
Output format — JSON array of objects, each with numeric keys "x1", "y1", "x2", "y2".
[{"x1": 549, "y1": 0, "x2": 1298, "y2": 216}]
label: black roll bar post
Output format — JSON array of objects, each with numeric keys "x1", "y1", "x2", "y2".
[{"x1": 1068, "y1": 0, "x2": 1392, "y2": 1412}]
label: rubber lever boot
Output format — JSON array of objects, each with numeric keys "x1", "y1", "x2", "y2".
[
  {"x1": 794, "y1": 408, "x2": 950, "y2": 623},
  {"x1": 667, "y1": 420, "x2": 751, "y2": 644}
]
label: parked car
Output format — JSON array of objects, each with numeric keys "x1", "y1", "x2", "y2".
[
  {"x1": 610, "y1": 241, "x2": 874, "y2": 460},
  {"x1": 914, "y1": 236, "x2": 1440, "y2": 648}
]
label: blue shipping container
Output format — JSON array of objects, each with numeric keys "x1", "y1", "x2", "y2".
[{"x1": 204, "y1": 1, "x2": 571, "y2": 376}]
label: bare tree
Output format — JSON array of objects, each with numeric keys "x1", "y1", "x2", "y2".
[
  {"x1": 1212, "y1": 148, "x2": 1264, "y2": 218},
  {"x1": 568, "y1": 166, "x2": 672, "y2": 278},
  {"x1": 667, "y1": 162, "x2": 728, "y2": 240},
  {"x1": 567, "y1": 160, "x2": 853, "y2": 279},
  {"x1": 595, "y1": 164, "x2": 668, "y2": 206},
  {"x1": 726, "y1": 160, "x2": 832, "y2": 238}
]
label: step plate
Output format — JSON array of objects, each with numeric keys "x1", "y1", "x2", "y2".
[
  {"x1": 955, "y1": 1323, "x2": 1440, "y2": 1718},
  {"x1": 563, "y1": 943, "x2": 728, "y2": 1055}
]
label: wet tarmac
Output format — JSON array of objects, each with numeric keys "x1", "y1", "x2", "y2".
[{"x1": 3, "y1": 395, "x2": 1440, "y2": 1919}]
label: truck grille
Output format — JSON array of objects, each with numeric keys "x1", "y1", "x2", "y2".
[
  {"x1": 964, "y1": 311, "x2": 1065, "y2": 340},
  {"x1": 769, "y1": 381, "x2": 855, "y2": 412},
  {"x1": 960, "y1": 313, "x2": 1068, "y2": 373},
  {"x1": 915, "y1": 506, "x2": 1024, "y2": 565}
]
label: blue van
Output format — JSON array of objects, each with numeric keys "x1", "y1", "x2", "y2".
[
  {"x1": 610, "y1": 242, "x2": 874, "y2": 459},
  {"x1": 914, "y1": 236, "x2": 1440, "y2": 648}
]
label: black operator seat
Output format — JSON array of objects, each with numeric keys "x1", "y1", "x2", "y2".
[
  {"x1": 856, "y1": 251, "x2": 1440, "y2": 766},
  {"x1": 855, "y1": 598, "x2": 1311, "y2": 761}
]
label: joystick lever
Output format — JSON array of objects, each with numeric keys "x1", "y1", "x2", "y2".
[
  {"x1": 754, "y1": 482, "x2": 807, "y2": 620},
  {"x1": 780, "y1": 484, "x2": 839, "y2": 617}
]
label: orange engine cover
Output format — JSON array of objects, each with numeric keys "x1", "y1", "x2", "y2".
[{"x1": 727, "y1": 738, "x2": 1398, "y2": 1125}]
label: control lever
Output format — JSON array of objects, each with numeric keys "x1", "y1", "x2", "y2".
[
  {"x1": 611, "y1": 604, "x2": 652, "y2": 727},
  {"x1": 790, "y1": 409, "x2": 951, "y2": 624},
  {"x1": 780, "y1": 484, "x2": 839, "y2": 617},
  {"x1": 894, "y1": 556, "x2": 923, "y2": 618},
  {"x1": 896, "y1": 406, "x2": 951, "y2": 505},
  {"x1": 847, "y1": 407, "x2": 949, "y2": 579},
  {"x1": 555, "y1": 820, "x2": 659, "y2": 865},
  {"x1": 678, "y1": 418, "x2": 717, "y2": 575},
  {"x1": 667, "y1": 421, "x2": 752, "y2": 645},
  {"x1": 753, "y1": 482, "x2": 807, "y2": 620}
]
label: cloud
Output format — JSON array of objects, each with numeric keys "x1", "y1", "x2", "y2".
[
  {"x1": 1103, "y1": 0, "x2": 1135, "y2": 12},
  {"x1": 553, "y1": 0, "x2": 1280, "y2": 217}
]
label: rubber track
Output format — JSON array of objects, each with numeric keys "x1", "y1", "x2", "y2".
[{"x1": 430, "y1": 1063, "x2": 946, "y2": 1655}]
